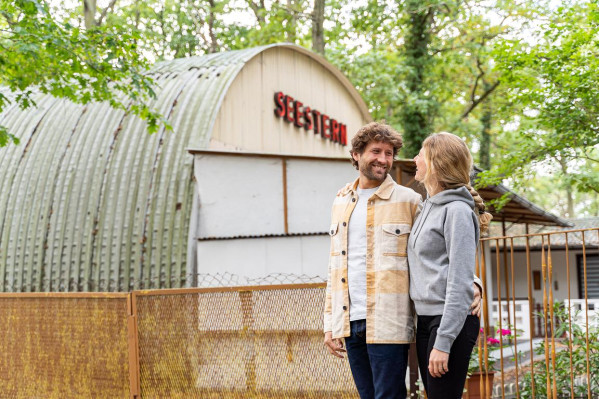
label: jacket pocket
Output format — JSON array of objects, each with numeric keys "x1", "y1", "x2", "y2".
[
  {"x1": 329, "y1": 222, "x2": 341, "y2": 256},
  {"x1": 382, "y1": 223, "x2": 411, "y2": 256}
]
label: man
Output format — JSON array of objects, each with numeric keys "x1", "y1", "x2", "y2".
[{"x1": 323, "y1": 122, "x2": 481, "y2": 399}]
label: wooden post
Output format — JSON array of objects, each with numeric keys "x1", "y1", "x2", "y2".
[
  {"x1": 282, "y1": 159, "x2": 289, "y2": 234},
  {"x1": 396, "y1": 164, "x2": 403, "y2": 186},
  {"x1": 408, "y1": 344, "x2": 419, "y2": 397}
]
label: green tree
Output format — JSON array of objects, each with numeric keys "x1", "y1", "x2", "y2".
[
  {"x1": 399, "y1": 0, "x2": 438, "y2": 158},
  {"x1": 480, "y1": 0, "x2": 599, "y2": 196},
  {"x1": 0, "y1": 0, "x2": 165, "y2": 146}
]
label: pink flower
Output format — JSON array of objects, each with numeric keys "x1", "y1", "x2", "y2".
[
  {"x1": 487, "y1": 337, "x2": 500, "y2": 345},
  {"x1": 480, "y1": 328, "x2": 484, "y2": 333},
  {"x1": 500, "y1": 329, "x2": 512, "y2": 336}
]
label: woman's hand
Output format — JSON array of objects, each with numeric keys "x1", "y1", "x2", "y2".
[
  {"x1": 471, "y1": 283, "x2": 482, "y2": 317},
  {"x1": 428, "y1": 348, "x2": 449, "y2": 378}
]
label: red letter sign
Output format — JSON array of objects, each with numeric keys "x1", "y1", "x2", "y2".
[
  {"x1": 294, "y1": 101, "x2": 304, "y2": 128},
  {"x1": 303, "y1": 106, "x2": 313, "y2": 131},
  {"x1": 274, "y1": 92, "x2": 285, "y2": 118},
  {"x1": 285, "y1": 95, "x2": 295, "y2": 123},
  {"x1": 330, "y1": 119, "x2": 339, "y2": 142},
  {"x1": 340, "y1": 124, "x2": 347, "y2": 146},
  {"x1": 321, "y1": 114, "x2": 330, "y2": 139},
  {"x1": 312, "y1": 110, "x2": 321, "y2": 134},
  {"x1": 273, "y1": 91, "x2": 347, "y2": 146}
]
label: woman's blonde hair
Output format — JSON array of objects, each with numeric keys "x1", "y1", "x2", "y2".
[{"x1": 421, "y1": 132, "x2": 493, "y2": 233}]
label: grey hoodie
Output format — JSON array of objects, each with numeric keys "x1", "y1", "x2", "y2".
[{"x1": 408, "y1": 186, "x2": 480, "y2": 353}]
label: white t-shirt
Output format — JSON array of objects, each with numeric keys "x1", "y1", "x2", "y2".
[{"x1": 347, "y1": 186, "x2": 378, "y2": 321}]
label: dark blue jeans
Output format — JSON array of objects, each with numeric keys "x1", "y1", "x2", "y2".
[{"x1": 345, "y1": 319, "x2": 409, "y2": 399}]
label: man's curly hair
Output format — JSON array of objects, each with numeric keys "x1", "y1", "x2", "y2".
[{"x1": 350, "y1": 122, "x2": 403, "y2": 170}]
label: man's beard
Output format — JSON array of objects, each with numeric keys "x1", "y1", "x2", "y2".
[{"x1": 360, "y1": 162, "x2": 388, "y2": 182}]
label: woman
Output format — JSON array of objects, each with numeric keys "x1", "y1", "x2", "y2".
[{"x1": 408, "y1": 132, "x2": 492, "y2": 398}]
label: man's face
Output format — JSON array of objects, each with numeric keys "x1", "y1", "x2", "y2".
[{"x1": 352, "y1": 141, "x2": 394, "y2": 187}]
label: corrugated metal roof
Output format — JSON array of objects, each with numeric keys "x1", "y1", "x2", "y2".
[
  {"x1": 197, "y1": 232, "x2": 329, "y2": 241},
  {"x1": 0, "y1": 44, "x2": 293, "y2": 292},
  {"x1": 488, "y1": 218, "x2": 599, "y2": 248}
]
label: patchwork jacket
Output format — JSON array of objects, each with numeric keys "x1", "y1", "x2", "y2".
[{"x1": 323, "y1": 174, "x2": 422, "y2": 343}]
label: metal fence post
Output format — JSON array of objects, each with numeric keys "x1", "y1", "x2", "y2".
[
  {"x1": 240, "y1": 290, "x2": 256, "y2": 396},
  {"x1": 128, "y1": 292, "x2": 141, "y2": 399}
]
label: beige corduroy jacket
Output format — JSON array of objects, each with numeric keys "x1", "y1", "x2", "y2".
[{"x1": 323, "y1": 174, "x2": 422, "y2": 343}]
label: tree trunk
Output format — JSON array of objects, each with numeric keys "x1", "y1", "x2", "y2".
[
  {"x1": 83, "y1": 0, "x2": 97, "y2": 29},
  {"x1": 311, "y1": 0, "x2": 325, "y2": 55},
  {"x1": 558, "y1": 155, "x2": 575, "y2": 218},
  {"x1": 479, "y1": 81, "x2": 492, "y2": 170},
  {"x1": 286, "y1": 0, "x2": 297, "y2": 42},
  {"x1": 247, "y1": 0, "x2": 266, "y2": 24},
  {"x1": 208, "y1": 0, "x2": 219, "y2": 53},
  {"x1": 400, "y1": 0, "x2": 435, "y2": 157}
]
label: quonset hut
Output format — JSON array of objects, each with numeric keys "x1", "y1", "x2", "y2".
[{"x1": 0, "y1": 44, "x2": 372, "y2": 292}]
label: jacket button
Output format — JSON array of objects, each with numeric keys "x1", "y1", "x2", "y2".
[
  {"x1": 341, "y1": 278, "x2": 346, "y2": 283},
  {"x1": 330, "y1": 230, "x2": 334, "y2": 234},
  {"x1": 343, "y1": 306, "x2": 347, "y2": 310},
  {"x1": 342, "y1": 250, "x2": 346, "y2": 255},
  {"x1": 396, "y1": 229, "x2": 400, "y2": 234},
  {"x1": 343, "y1": 222, "x2": 347, "y2": 226},
  {"x1": 352, "y1": 198, "x2": 356, "y2": 202}
]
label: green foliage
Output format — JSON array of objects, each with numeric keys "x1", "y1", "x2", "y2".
[
  {"x1": 519, "y1": 302, "x2": 599, "y2": 398},
  {"x1": 0, "y1": 0, "x2": 167, "y2": 146},
  {"x1": 479, "y1": 0, "x2": 599, "y2": 197},
  {"x1": 2, "y1": 0, "x2": 598, "y2": 213}
]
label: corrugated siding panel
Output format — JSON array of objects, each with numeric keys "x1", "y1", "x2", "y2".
[{"x1": 0, "y1": 45, "x2": 271, "y2": 292}]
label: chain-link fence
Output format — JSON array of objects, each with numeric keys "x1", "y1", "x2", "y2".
[
  {"x1": 0, "y1": 284, "x2": 357, "y2": 398},
  {"x1": 0, "y1": 293, "x2": 131, "y2": 398},
  {"x1": 134, "y1": 284, "x2": 357, "y2": 398},
  {"x1": 196, "y1": 272, "x2": 326, "y2": 288}
]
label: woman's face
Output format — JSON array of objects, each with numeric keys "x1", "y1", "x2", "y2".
[{"x1": 414, "y1": 148, "x2": 427, "y2": 182}]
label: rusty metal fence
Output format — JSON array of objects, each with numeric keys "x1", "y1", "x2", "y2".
[
  {"x1": 0, "y1": 284, "x2": 358, "y2": 399},
  {"x1": 4, "y1": 228, "x2": 599, "y2": 398},
  {"x1": 0, "y1": 293, "x2": 132, "y2": 398},
  {"x1": 475, "y1": 227, "x2": 599, "y2": 399}
]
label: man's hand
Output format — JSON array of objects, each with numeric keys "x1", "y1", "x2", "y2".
[
  {"x1": 324, "y1": 331, "x2": 346, "y2": 358},
  {"x1": 471, "y1": 283, "x2": 482, "y2": 317},
  {"x1": 428, "y1": 348, "x2": 449, "y2": 378}
]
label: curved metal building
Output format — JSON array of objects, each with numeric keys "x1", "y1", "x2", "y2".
[{"x1": 0, "y1": 44, "x2": 372, "y2": 292}]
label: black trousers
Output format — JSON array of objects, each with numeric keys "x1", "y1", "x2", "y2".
[{"x1": 416, "y1": 315, "x2": 480, "y2": 399}]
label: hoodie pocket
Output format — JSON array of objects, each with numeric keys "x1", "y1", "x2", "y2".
[{"x1": 382, "y1": 223, "x2": 411, "y2": 256}]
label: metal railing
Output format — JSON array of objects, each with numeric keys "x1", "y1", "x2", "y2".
[{"x1": 476, "y1": 228, "x2": 599, "y2": 399}]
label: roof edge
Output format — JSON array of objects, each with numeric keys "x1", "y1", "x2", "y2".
[
  {"x1": 472, "y1": 166, "x2": 573, "y2": 228},
  {"x1": 259, "y1": 43, "x2": 373, "y2": 124}
]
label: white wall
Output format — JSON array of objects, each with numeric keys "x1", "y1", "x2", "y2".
[
  {"x1": 194, "y1": 153, "x2": 358, "y2": 239},
  {"x1": 488, "y1": 247, "x2": 593, "y2": 303},
  {"x1": 196, "y1": 235, "x2": 329, "y2": 286}
]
